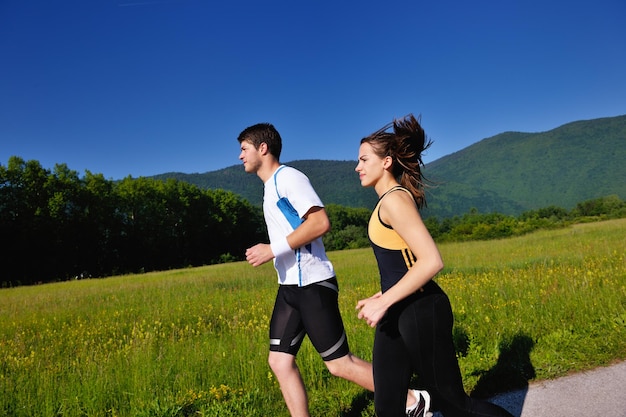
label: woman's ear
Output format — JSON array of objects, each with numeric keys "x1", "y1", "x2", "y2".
[{"x1": 383, "y1": 155, "x2": 393, "y2": 170}]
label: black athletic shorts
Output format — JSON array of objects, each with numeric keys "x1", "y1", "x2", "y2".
[{"x1": 269, "y1": 277, "x2": 350, "y2": 361}]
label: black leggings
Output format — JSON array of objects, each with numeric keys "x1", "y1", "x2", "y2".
[{"x1": 373, "y1": 282, "x2": 514, "y2": 417}]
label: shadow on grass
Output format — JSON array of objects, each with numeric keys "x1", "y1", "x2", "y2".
[
  {"x1": 471, "y1": 333, "x2": 536, "y2": 397},
  {"x1": 470, "y1": 332, "x2": 536, "y2": 417},
  {"x1": 341, "y1": 390, "x2": 374, "y2": 417}
]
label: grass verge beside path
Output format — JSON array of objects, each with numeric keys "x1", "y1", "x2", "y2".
[{"x1": 1, "y1": 219, "x2": 624, "y2": 416}]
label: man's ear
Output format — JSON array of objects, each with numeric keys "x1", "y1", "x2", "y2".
[{"x1": 259, "y1": 142, "x2": 268, "y2": 155}]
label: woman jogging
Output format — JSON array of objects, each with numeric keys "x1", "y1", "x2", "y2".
[{"x1": 355, "y1": 114, "x2": 514, "y2": 417}]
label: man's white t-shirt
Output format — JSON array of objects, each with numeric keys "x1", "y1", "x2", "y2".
[{"x1": 263, "y1": 165, "x2": 335, "y2": 286}]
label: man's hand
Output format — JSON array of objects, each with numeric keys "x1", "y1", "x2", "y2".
[{"x1": 245, "y1": 243, "x2": 274, "y2": 267}]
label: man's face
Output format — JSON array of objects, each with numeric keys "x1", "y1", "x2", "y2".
[{"x1": 239, "y1": 139, "x2": 262, "y2": 174}]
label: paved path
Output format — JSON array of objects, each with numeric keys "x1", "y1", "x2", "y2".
[{"x1": 432, "y1": 360, "x2": 626, "y2": 417}]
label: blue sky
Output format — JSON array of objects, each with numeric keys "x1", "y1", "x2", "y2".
[{"x1": 1, "y1": 0, "x2": 625, "y2": 180}]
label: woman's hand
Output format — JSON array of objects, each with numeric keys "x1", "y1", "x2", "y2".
[{"x1": 356, "y1": 292, "x2": 387, "y2": 328}]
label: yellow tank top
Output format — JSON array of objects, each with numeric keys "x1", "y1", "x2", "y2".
[{"x1": 368, "y1": 186, "x2": 417, "y2": 292}]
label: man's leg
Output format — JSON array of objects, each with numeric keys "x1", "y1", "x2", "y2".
[
  {"x1": 300, "y1": 279, "x2": 419, "y2": 410},
  {"x1": 268, "y1": 351, "x2": 309, "y2": 417},
  {"x1": 268, "y1": 286, "x2": 310, "y2": 416},
  {"x1": 325, "y1": 352, "x2": 419, "y2": 411},
  {"x1": 324, "y1": 352, "x2": 375, "y2": 391}
]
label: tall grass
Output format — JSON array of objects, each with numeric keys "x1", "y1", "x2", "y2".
[{"x1": 1, "y1": 219, "x2": 625, "y2": 416}]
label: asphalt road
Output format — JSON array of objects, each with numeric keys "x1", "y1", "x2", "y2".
[{"x1": 432, "y1": 360, "x2": 626, "y2": 417}]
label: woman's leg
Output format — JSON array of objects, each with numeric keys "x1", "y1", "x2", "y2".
[
  {"x1": 373, "y1": 314, "x2": 413, "y2": 417},
  {"x1": 399, "y1": 294, "x2": 513, "y2": 417}
]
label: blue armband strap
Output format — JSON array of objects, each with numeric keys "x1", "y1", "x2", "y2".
[{"x1": 274, "y1": 166, "x2": 304, "y2": 229}]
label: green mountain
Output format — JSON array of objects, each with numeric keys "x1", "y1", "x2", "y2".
[
  {"x1": 424, "y1": 115, "x2": 626, "y2": 217},
  {"x1": 153, "y1": 160, "x2": 376, "y2": 210},
  {"x1": 153, "y1": 115, "x2": 626, "y2": 218}
]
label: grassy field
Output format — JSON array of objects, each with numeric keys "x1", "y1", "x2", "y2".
[{"x1": 1, "y1": 219, "x2": 625, "y2": 416}]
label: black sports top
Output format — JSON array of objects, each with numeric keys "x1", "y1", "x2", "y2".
[{"x1": 368, "y1": 186, "x2": 418, "y2": 293}]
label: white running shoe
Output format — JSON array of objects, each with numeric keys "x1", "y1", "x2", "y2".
[{"x1": 406, "y1": 389, "x2": 432, "y2": 417}]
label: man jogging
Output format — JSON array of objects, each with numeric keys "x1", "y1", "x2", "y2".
[{"x1": 237, "y1": 122, "x2": 430, "y2": 417}]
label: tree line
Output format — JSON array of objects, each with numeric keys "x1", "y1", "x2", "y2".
[
  {"x1": 2, "y1": 156, "x2": 625, "y2": 287},
  {"x1": 325, "y1": 195, "x2": 626, "y2": 250},
  {"x1": 1, "y1": 157, "x2": 266, "y2": 286},
  {"x1": 424, "y1": 194, "x2": 626, "y2": 242}
]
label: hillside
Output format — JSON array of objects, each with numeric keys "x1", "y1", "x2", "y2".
[
  {"x1": 153, "y1": 115, "x2": 626, "y2": 218},
  {"x1": 154, "y1": 160, "x2": 379, "y2": 210},
  {"x1": 425, "y1": 115, "x2": 626, "y2": 216}
]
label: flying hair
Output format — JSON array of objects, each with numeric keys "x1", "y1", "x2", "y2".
[{"x1": 361, "y1": 114, "x2": 433, "y2": 208}]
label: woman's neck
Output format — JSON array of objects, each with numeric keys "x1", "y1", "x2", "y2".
[{"x1": 374, "y1": 178, "x2": 400, "y2": 198}]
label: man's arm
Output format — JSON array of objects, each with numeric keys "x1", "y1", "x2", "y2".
[
  {"x1": 245, "y1": 206, "x2": 330, "y2": 267},
  {"x1": 285, "y1": 206, "x2": 330, "y2": 248}
]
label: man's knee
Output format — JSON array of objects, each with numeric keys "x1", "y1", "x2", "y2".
[
  {"x1": 268, "y1": 351, "x2": 296, "y2": 376},
  {"x1": 324, "y1": 354, "x2": 352, "y2": 378}
]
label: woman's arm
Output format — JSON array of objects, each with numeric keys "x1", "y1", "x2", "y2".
[{"x1": 357, "y1": 190, "x2": 443, "y2": 327}]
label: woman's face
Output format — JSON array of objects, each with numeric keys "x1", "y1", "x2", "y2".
[{"x1": 355, "y1": 142, "x2": 386, "y2": 188}]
